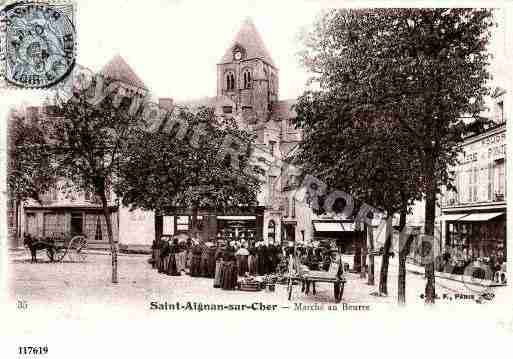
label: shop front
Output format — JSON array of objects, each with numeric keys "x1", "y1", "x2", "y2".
[
  {"x1": 23, "y1": 205, "x2": 119, "y2": 246},
  {"x1": 312, "y1": 220, "x2": 363, "y2": 254},
  {"x1": 440, "y1": 122, "x2": 507, "y2": 270},
  {"x1": 443, "y1": 210, "x2": 506, "y2": 263},
  {"x1": 155, "y1": 207, "x2": 265, "y2": 244}
]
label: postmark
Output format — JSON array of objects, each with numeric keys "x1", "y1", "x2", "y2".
[{"x1": 0, "y1": 1, "x2": 76, "y2": 88}]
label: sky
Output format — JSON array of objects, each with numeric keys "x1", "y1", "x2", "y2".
[
  {"x1": 75, "y1": 0, "x2": 322, "y2": 101},
  {"x1": 0, "y1": 1, "x2": 510, "y2": 107}
]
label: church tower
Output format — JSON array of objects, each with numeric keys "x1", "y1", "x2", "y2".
[{"x1": 217, "y1": 18, "x2": 279, "y2": 125}]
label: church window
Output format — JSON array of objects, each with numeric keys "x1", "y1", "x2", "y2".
[
  {"x1": 226, "y1": 72, "x2": 235, "y2": 91},
  {"x1": 243, "y1": 69, "x2": 252, "y2": 89}
]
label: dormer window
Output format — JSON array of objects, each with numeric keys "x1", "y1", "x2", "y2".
[
  {"x1": 497, "y1": 101, "x2": 504, "y2": 124},
  {"x1": 243, "y1": 69, "x2": 252, "y2": 89},
  {"x1": 225, "y1": 71, "x2": 235, "y2": 91}
]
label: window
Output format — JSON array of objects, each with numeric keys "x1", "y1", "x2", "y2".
[
  {"x1": 44, "y1": 213, "x2": 57, "y2": 236},
  {"x1": 269, "y1": 141, "x2": 276, "y2": 157},
  {"x1": 467, "y1": 169, "x2": 472, "y2": 202},
  {"x1": 222, "y1": 106, "x2": 232, "y2": 114},
  {"x1": 497, "y1": 101, "x2": 504, "y2": 124},
  {"x1": 268, "y1": 220, "x2": 276, "y2": 242},
  {"x1": 176, "y1": 215, "x2": 189, "y2": 232},
  {"x1": 70, "y1": 212, "x2": 83, "y2": 235},
  {"x1": 268, "y1": 175, "x2": 277, "y2": 201},
  {"x1": 243, "y1": 69, "x2": 252, "y2": 89},
  {"x1": 226, "y1": 72, "x2": 235, "y2": 91},
  {"x1": 488, "y1": 162, "x2": 494, "y2": 201},
  {"x1": 162, "y1": 216, "x2": 174, "y2": 235},
  {"x1": 496, "y1": 159, "x2": 505, "y2": 199},
  {"x1": 473, "y1": 167, "x2": 478, "y2": 202},
  {"x1": 94, "y1": 216, "x2": 103, "y2": 241},
  {"x1": 454, "y1": 170, "x2": 460, "y2": 204},
  {"x1": 26, "y1": 213, "x2": 37, "y2": 236}
]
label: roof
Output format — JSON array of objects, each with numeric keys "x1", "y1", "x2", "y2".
[
  {"x1": 219, "y1": 18, "x2": 276, "y2": 68},
  {"x1": 492, "y1": 86, "x2": 507, "y2": 98},
  {"x1": 271, "y1": 99, "x2": 297, "y2": 120},
  {"x1": 100, "y1": 55, "x2": 148, "y2": 90},
  {"x1": 280, "y1": 142, "x2": 298, "y2": 159}
]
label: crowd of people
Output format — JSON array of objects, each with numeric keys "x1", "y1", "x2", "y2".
[
  {"x1": 150, "y1": 235, "x2": 343, "y2": 290},
  {"x1": 151, "y1": 236, "x2": 286, "y2": 290}
]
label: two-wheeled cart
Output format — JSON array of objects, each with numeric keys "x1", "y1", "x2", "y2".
[{"x1": 46, "y1": 235, "x2": 88, "y2": 262}]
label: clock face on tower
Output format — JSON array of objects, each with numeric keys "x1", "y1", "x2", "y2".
[{"x1": 234, "y1": 51, "x2": 242, "y2": 60}]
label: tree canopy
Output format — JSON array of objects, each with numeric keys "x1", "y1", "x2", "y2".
[
  {"x1": 117, "y1": 105, "x2": 261, "y2": 215},
  {"x1": 294, "y1": 8, "x2": 496, "y2": 302}
]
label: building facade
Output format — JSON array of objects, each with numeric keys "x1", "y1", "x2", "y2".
[
  {"x1": 439, "y1": 89, "x2": 507, "y2": 263},
  {"x1": 10, "y1": 56, "x2": 156, "y2": 249}
]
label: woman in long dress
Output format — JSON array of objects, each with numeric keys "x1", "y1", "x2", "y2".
[
  {"x1": 200, "y1": 244, "x2": 210, "y2": 277},
  {"x1": 190, "y1": 241, "x2": 203, "y2": 277},
  {"x1": 248, "y1": 243, "x2": 257, "y2": 276},
  {"x1": 257, "y1": 243, "x2": 267, "y2": 275},
  {"x1": 159, "y1": 239, "x2": 170, "y2": 274},
  {"x1": 167, "y1": 239, "x2": 179, "y2": 276},
  {"x1": 185, "y1": 238, "x2": 192, "y2": 271},
  {"x1": 221, "y1": 245, "x2": 237, "y2": 290},
  {"x1": 235, "y1": 245, "x2": 249, "y2": 276},
  {"x1": 175, "y1": 240, "x2": 187, "y2": 273},
  {"x1": 213, "y1": 244, "x2": 224, "y2": 288},
  {"x1": 207, "y1": 244, "x2": 217, "y2": 278}
]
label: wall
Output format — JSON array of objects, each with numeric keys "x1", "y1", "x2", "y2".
[{"x1": 118, "y1": 206, "x2": 155, "y2": 246}]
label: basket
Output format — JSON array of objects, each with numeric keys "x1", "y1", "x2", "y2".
[{"x1": 239, "y1": 282, "x2": 261, "y2": 292}]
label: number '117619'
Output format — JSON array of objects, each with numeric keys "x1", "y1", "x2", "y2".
[{"x1": 18, "y1": 346, "x2": 48, "y2": 355}]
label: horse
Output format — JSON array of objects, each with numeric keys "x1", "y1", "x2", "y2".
[{"x1": 24, "y1": 234, "x2": 56, "y2": 263}]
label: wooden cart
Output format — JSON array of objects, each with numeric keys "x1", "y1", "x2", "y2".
[
  {"x1": 286, "y1": 245, "x2": 346, "y2": 302},
  {"x1": 46, "y1": 235, "x2": 88, "y2": 262}
]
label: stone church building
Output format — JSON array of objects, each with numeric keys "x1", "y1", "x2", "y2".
[{"x1": 155, "y1": 18, "x2": 303, "y2": 245}]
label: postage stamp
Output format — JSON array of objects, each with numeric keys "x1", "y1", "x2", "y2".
[{"x1": 0, "y1": 0, "x2": 76, "y2": 89}]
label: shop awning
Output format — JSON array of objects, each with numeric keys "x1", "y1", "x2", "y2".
[
  {"x1": 314, "y1": 222, "x2": 344, "y2": 232},
  {"x1": 217, "y1": 216, "x2": 256, "y2": 220},
  {"x1": 459, "y1": 212, "x2": 504, "y2": 222},
  {"x1": 439, "y1": 214, "x2": 468, "y2": 222}
]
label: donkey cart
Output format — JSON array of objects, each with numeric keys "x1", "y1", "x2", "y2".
[{"x1": 46, "y1": 235, "x2": 88, "y2": 262}]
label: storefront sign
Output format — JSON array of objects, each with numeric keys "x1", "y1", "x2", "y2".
[
  {"x1": 481, "y1": 132, "x2": 506, "y2": 160},
  {"x1": 488, "y1": 144, "x2": 506, "y2": 159},
  {"x1": 461, "y1": 151, "x2": 478, "y2": 164}
]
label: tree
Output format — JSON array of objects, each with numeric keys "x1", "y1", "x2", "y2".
[
  {"x1": 295, "y1": 8, "x2": 494, "y2": 303},
  {"x1": 7, "y1": 108, "x2": 58, "y2": 244},
  {"x1": 34, "y1": 88, "x2": 145, "y2": 284},
  {"x1": 294, "y1": 90, "x2": 422, "y2": 295},
  {"x1": 117, "y1": 106, "x2": 261, "y2": 238}
]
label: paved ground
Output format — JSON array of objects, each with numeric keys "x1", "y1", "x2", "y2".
[{"x1": 8, "y1": 251, "x2": 507, "y2": 309}]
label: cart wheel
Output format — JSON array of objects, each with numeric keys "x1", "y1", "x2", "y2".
[
  {"x1": 69, "y1": 236, "x2": 88, "y2": 262},
  {"x1": 53, "y1": 247, "x2": 67, "y2": 262}
]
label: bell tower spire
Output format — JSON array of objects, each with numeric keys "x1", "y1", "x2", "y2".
[{"x1": 216, "y1": 18, "x2": 279, "y2": 125}]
